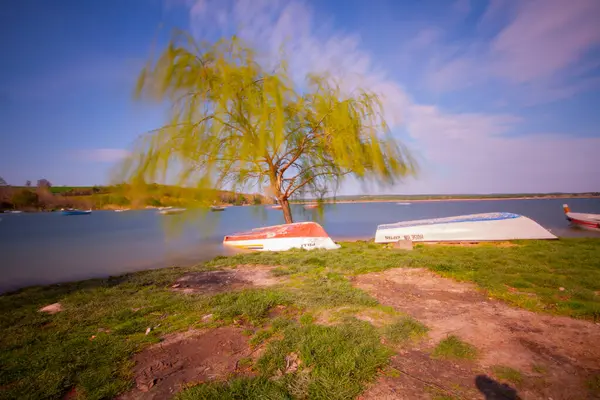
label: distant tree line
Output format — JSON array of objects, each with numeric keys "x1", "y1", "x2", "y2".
[{"x1": 0, "y1": 176, "x2": 265, "y2": 212}]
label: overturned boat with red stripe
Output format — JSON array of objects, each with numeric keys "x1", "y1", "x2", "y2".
[
  {"x1": 223, "y1": 222, "x2": 340, "y2": 251},
  {"x1": 563, "y1": 204, "x2": 600, "y2": 231}
]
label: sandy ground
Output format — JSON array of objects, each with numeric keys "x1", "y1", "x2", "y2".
[{"x1": 354, "y1": 268, "x2": 600, "y2": 400}]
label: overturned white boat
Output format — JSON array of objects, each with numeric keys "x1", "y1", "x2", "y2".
[
  {"x1": 223, "y1": 222, "x2": 340, "y2": 251},
  {"x1": 375, "y1": 212, "x2": 557, "y2": 243}
]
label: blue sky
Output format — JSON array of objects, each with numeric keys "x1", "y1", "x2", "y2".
[{"x1": 1, "y1": 0, "x2": 599, "y2": 194}]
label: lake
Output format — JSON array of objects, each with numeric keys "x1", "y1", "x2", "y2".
[{"x1": 1, "y1": 198, "x2": 599, "y2": 293}]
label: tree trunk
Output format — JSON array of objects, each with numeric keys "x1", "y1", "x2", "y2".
[{"x1": 280, "y1": 198, "x2": 294, "y2": 224}]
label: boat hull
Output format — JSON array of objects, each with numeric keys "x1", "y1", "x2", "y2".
[
  {"x1": 223, "y1": 222, "x2": 340, "y2": 251},
  {"x1": 375, "y1": 212, "x2": 557, "y2": 243},
  {"x1": 565, "y1": 212, "x2": 600, "y2": 231},
  {"x1": 61, "y1": 210, "x2": 91, "y2": 216}
]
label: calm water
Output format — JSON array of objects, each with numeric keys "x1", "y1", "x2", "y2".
[{"x1": 1, "y1": 198, "x2": 599, "y2": 293}]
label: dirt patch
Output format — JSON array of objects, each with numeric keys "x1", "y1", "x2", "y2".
[
  {"x1": 354, "y1": 268, "x2": 600, "y2": 399},
  {"x1": 117, "y1": 327, "x2": 253, "y2": 400},
  {"x1": 360, "y1": 351, "x2": 481, "y2": 399},
  {"x1": 173, "y1": 265, "x2": 284, "y2": 294}
]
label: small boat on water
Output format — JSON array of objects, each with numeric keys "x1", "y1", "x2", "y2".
[
  {"x1": 563, "y1": 204, "x2": 600, "y2": 231},
  {"x1": 211, "y1": 206, "x2": 226, "y2": 212},
  {"x1": 61, "y1": 208, "x2": 92, "y2": 216},
  {"x1": 304, "y1": 204, "x2": 318, "y2": 209},
  {"x1": 375, "y1": 212, "x2": 556, "y2": 243},
  {"x1": 114, "y1": 208, "x2": 130, "y2": 213},
  {"x1": 8, "y1": 210, "x2": 23, "y2": 214},
  {"x1": 271, "y1": 205, "x2": 283, "y2": 210},
  {"x1": 158, "y1": 207, "x2": 186, "y2": 215},
  {"x1": 223, "y1": 222, "x2": 340, "y2": 251},
  {"x1": 396, "y1": 202, "x2": 411, "y2": 206}
]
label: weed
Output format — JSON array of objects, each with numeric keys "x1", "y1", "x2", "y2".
[
  {"x1": 492, "y1": 365, "x2": 523, "y2": 385},
  {"x1": 382, "y1": 317, "x2": 428, "y2": 344},
  {"x1": 587, "y1": 374, "x2": 600, "y2": 395},
  {"x1": 433, "y1": 335, "x2": 478, "y2": 360},
  {"x1": 532, "y1": 364, "x2": 547, "y2": 374},
  {"x1": 250, "y1": 328, "x2": 275, "y2": 347}
]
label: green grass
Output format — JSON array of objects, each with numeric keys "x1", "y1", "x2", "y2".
[
  {"x1": 1, "y1": 238, "x2": 599, "y2": 399},
  {"x1": 208, "y1": 289, "x2": 289, "y2": 324},
  {"x1": 492, "y1": 365, "x2": 523, "y2": 385},
  {"x1": 432, "y1": 335, "x2": 478, "y2": 360},
  {"x1": 0, "y1": 267, "x2": 208, "y2": 400},
  {"x1": 209, "y1": 239, "x2": 600, "y2": 320},
  {"x1": 252, "y1": 319, "x2": 392, "y2": 400},
  {"x1": 382, "y1": 317, "x2": 429, "y2": 344},
  {"x1": 176, "y1": 377, "x2": 292, "y2": 400}
]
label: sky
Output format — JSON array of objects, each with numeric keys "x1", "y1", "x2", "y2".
[{"x1": 1, "y1": 0, "x2": 599, "y2": 194}]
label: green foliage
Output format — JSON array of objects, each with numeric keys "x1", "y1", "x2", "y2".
[
  {"x1": 123, "y1": 33, "x2": 416, "y2": 222},
  {"x1": 432, "y1": 335, "x2": 478, "y2": 360},
  {"x1": 11, "y1": 189, "x2": 39, "y2": 208}
]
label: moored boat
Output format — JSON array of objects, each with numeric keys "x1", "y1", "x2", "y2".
[
  {"x1": 114, "y1": 208, "x2": 130, "y2": 212},
  {"x1": 375, "y1": 212, "x2": 556, "y2": 243},
  {"x1": 563, "y1": 204, "x2": 600, "y2": 231},
  {"x1": 61, "y1": 208, "x2": 92, "y2": 216},
  {"x1": 223, "y1": 222, "x2": 340, "y2": 251},
  {"x1": 158, "y1": 207, "x2": 186, "y2": 215},
  {"x1": 396, "y1": 202, "x2": 411, "y2": 206},
  {"x1": 304, "y1": 204, "x2": 318, "y2": 209},
  {"x1": 271, "y1": 205, "x2": 283, "y2": 210},
  {"x1": 211, "y1": 205, "x2": 226, "y2": 212}
]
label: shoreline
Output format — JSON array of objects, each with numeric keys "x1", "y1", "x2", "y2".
[{"x1": 293, "y1": 195, "x2": 599, "y2": 205}]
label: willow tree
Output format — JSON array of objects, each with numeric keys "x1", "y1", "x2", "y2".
[{"x1": 124, "y1": 33, "x2": 416, "y2": 223}]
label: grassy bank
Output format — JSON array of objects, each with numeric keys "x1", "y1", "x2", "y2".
[
  {"x1": 0, "y1": 184, "x2": 267, "y2": 212},
  {"x1": 1, "y1": 239, "x2": 599, "y2": 399}
]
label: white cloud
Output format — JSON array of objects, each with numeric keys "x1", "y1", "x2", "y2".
[
  {"x1": 177, "y1": 0, "x2": 600, "y2": 194},
  {"x1": 427, "y1": 0, "x2": 600, "y2": 102},
  {"x1": 75, "y1": 148, "x2": 131, "y2": 163}
]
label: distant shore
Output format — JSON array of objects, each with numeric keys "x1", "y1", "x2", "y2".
[{"x1": 293, "y1": 195, "x2": 600, "y2": 205}]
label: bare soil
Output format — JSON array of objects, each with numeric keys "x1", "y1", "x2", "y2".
[
  {"x1": 117, "y1": 327, "x2": 254, "y2": 400},
  {"x1": 354, "y1": 268, "x2": 600, "y2": 400},
  {"x1": 173, "y1": 265, "x2": 283, "y2": 294}
]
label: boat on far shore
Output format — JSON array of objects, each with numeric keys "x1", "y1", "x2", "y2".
[
  {"x1": 375, "y1": 212, "x2": 557, "y2": 243},
  {"x1": 396, "y1": 202, "x2": 411, "y2": 206},
  {"x1": 61, "y1": 208, "x2": 92, "y2": 216},
  {"x1": 158, "y1": 207, "x2": 186, "y2": 215},
  {"x1": 114, "y1": 208, "x2": 130, "y2": 213},
  {"x1": 304, "y1": 204, "x2": 318, "y2": 209},
  {"x1": 211, "y1": 205, "x2": 226, "y2": 212},
  {"x1": 563, "y1": 204, "x2": 600, "y2": 231}
]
